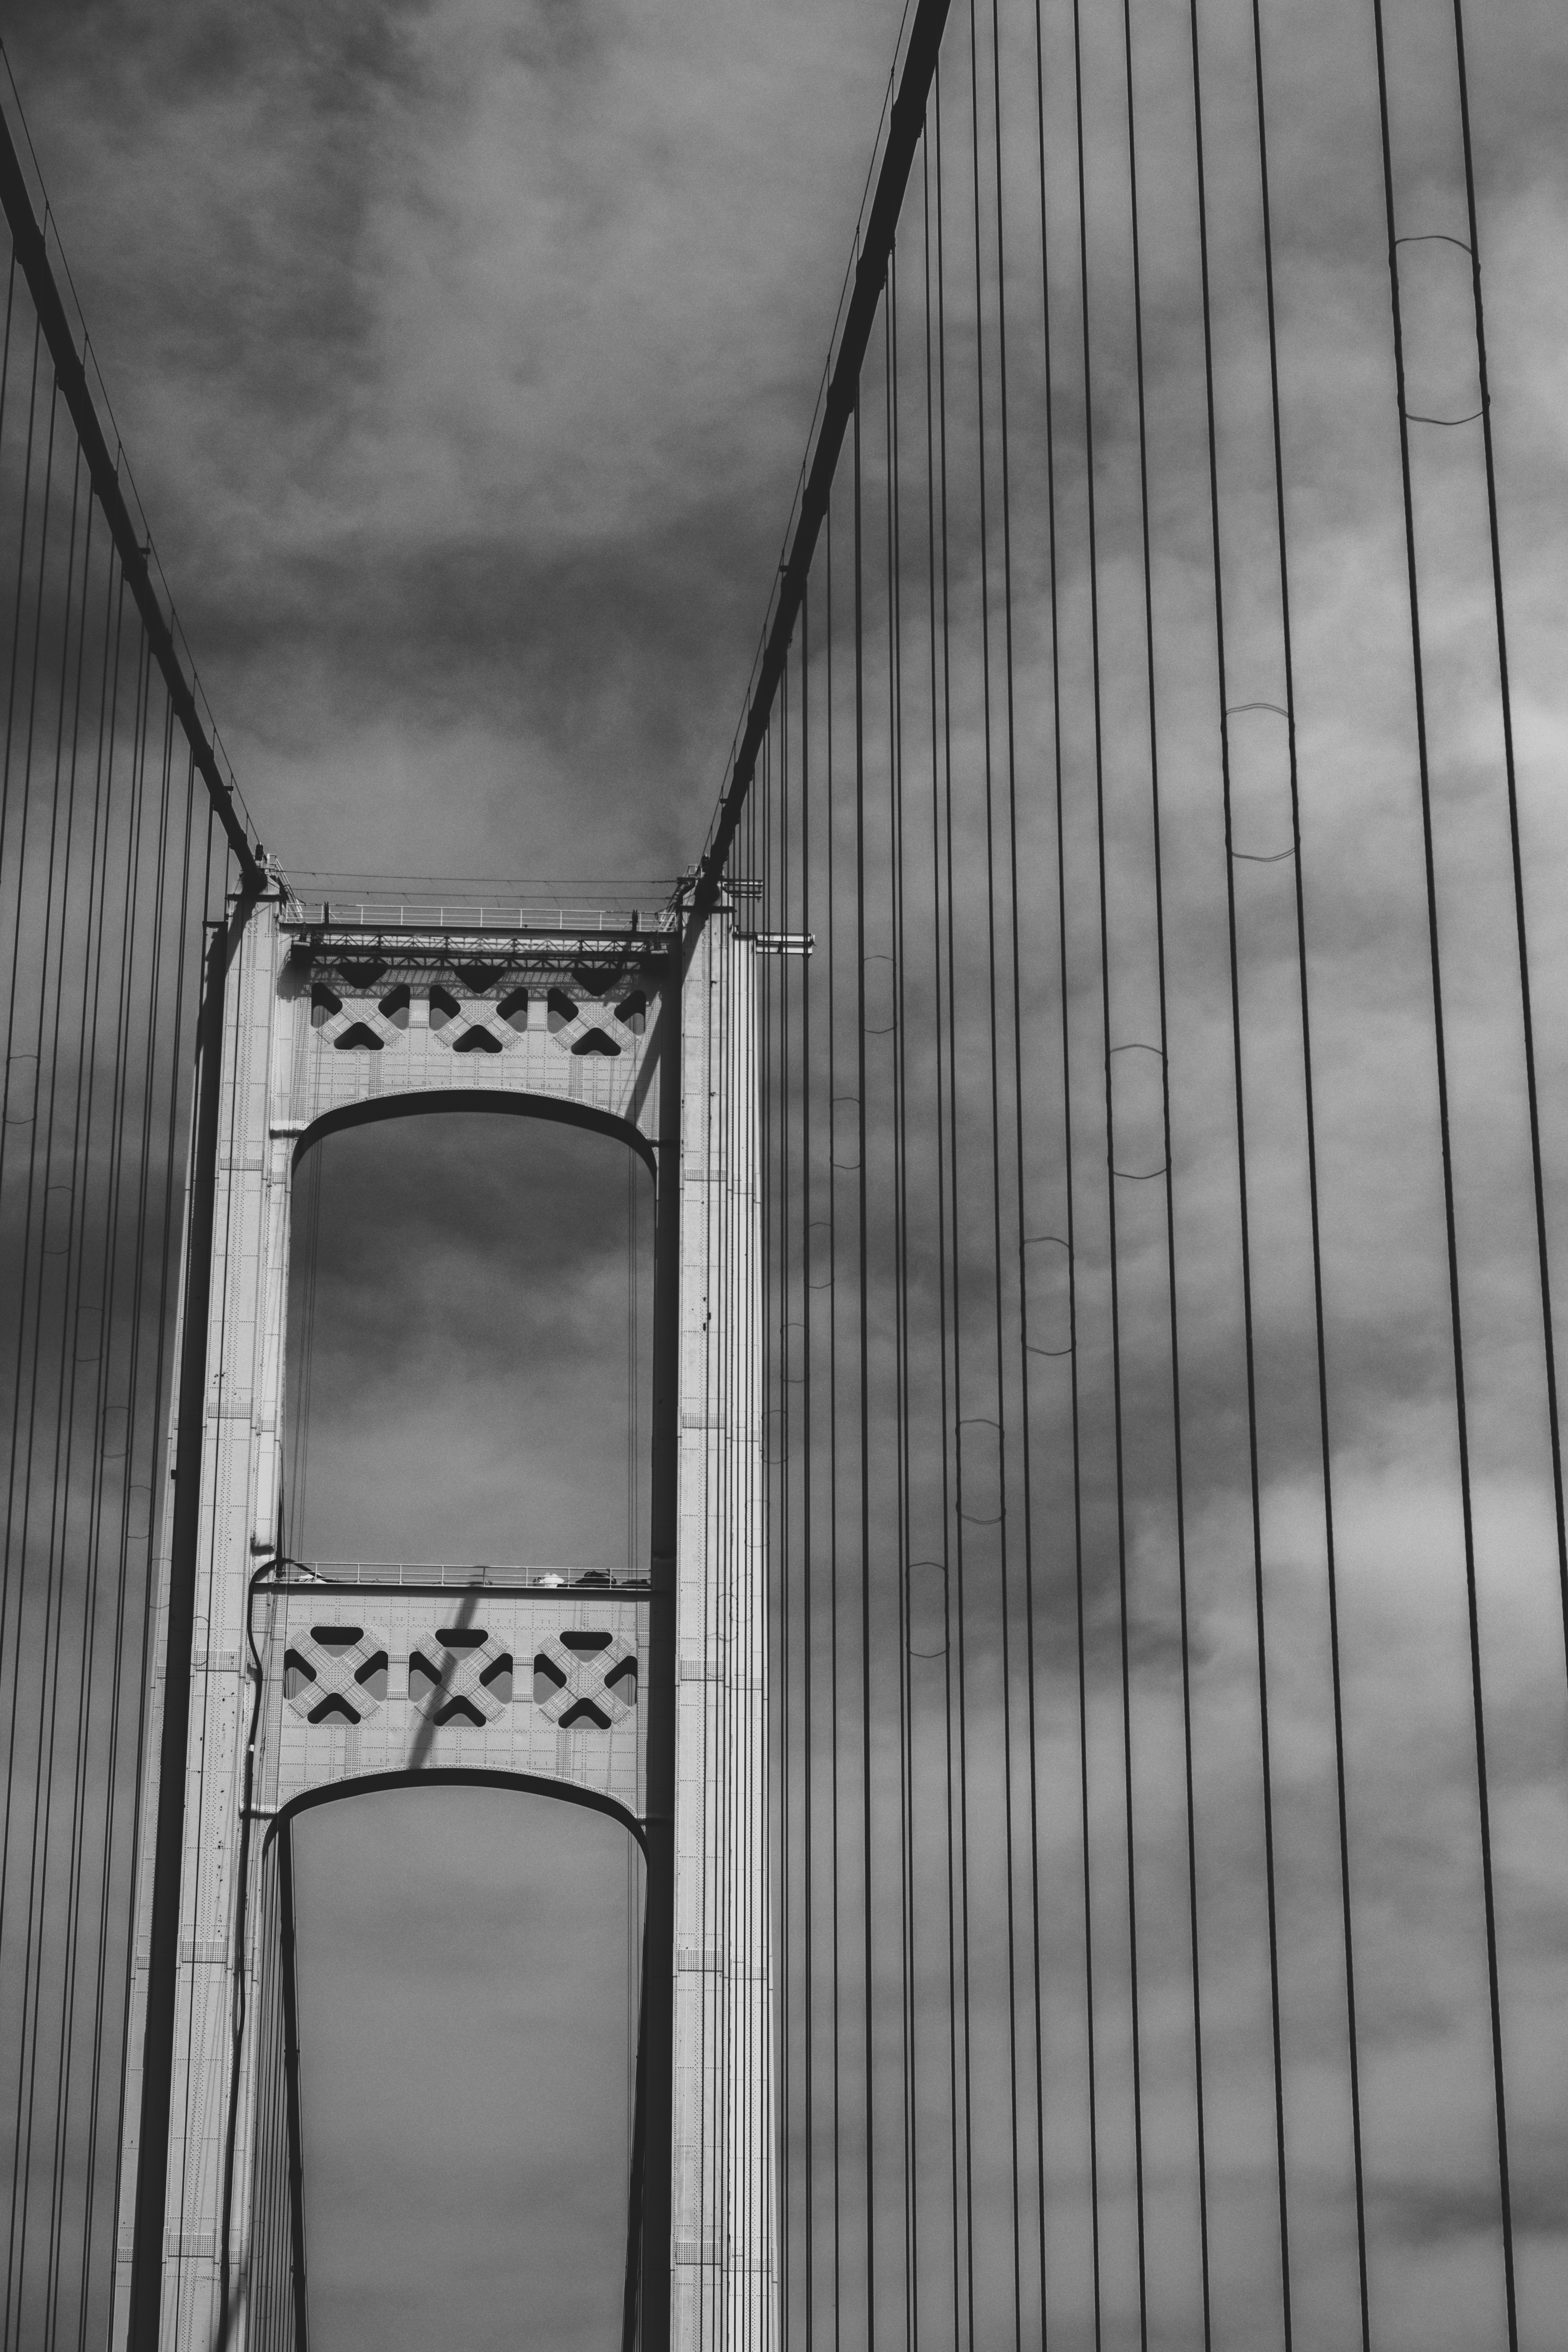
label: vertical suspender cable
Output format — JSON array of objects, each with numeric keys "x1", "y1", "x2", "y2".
[
  {"x1": 1366, "y1": 0, "x2": 1518, "y2": 2336},
  {"x1": 1111, "y1": 0, "x2": 1217, "y2": 2335},
  {"x1": 981, "y1": 5, "x2": 1040, "y2": 2332},
  {"x1": 1115, "y1": 1, "x2": 1223, "y2": 2342},
  {"x1": 799, "y1": 585, "x2": 816, "y2": 2352},
  {"x1": 851, "y1": 376, "x2": 879, "y2": 2352},
  {"x1": 921, "y1": 108, "x2": 964, "y2": 2352},
  {"x1": 1447, "y1": 0, "x2": 1568, "y2": 1672},
  {"x1": 1243, "y1": 5, "x2": 1371, "y2": 2341},
  {"x1": 1185, "y1": 3, "x2": 1297, "y2": 2336}
]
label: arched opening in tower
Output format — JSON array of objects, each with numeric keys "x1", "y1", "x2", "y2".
[
  {"x1": 283, "y1": 1109, "x2": 655, "y2": 1576},
  {"x1": 251, "y1": 1779, "x2": 644, "y2": 2352}
]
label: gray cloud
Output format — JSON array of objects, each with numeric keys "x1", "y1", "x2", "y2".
[
  {"x1": 6, "y1": 0, "x2": 909, "y2": 874},
  {"x1": 6, "y1": 0, "x2": 1568, "y2": 2344},
  {"x1": 288, "y1": 1783, "x2": 643, "y2": 2350},
  {"x1": 285, "y1": 1110, "x2": 652, "y2": 1569}
]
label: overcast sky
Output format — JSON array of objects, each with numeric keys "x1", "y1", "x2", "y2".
[
  {"x1": 4, "y1": 0, "x2": 908, "y2": 883},
  {"x1": 0, "y1": 6, "x2": 914, "y2": 2342},
  {"x1": 5, "y1": 6, "x2": 1567, "y2": 2350}
]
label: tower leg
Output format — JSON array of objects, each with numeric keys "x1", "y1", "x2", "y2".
[
  {"x1": 119, "y1": 899, "x2": 291, "y2": 2351},
  {"x1": 672, "y1": 917, "x2": 777, "y2": 2351},
  {"x1": 641, "y1": 933, "x2": 682, "y2": 2352}
]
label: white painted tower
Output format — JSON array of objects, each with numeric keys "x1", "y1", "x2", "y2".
[{"x1": 114, "y1": 887, "x2": 775, "y2": 2351}]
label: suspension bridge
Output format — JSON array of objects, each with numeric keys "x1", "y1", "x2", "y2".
[{"x1": 0, "y1": 0, "x2": 1563, "y2": 2346}]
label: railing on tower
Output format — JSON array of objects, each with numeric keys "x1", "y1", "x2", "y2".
[
  {"x1": 0, "y1": 77, "x2": 267, "y2": 2352},
  {"x1": 687, "y1": 0, "x2": 1565, "y2": 2347}
]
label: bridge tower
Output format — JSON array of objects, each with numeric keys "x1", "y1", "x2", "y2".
[{"x1": 113, "y1": 883, "x2": 775, "y2": 2350}]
